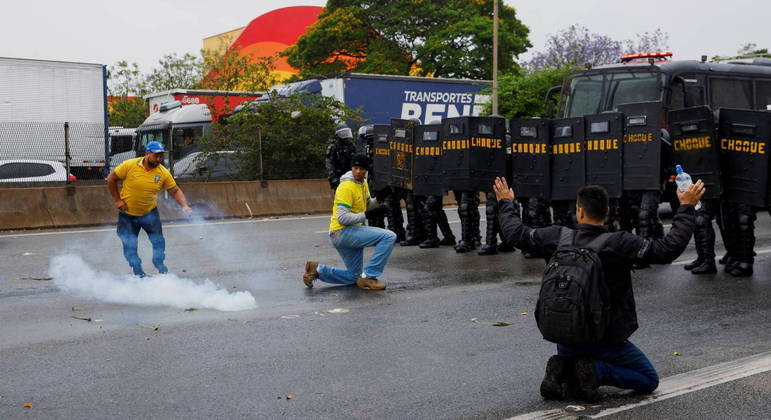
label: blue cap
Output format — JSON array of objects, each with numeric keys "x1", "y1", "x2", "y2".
[
  {"x1": 145, "y1": 141, "x2": 166, "y2": 153},
  {"x1": 675, "y1": 164, "x2": 683, "y2": 174}
]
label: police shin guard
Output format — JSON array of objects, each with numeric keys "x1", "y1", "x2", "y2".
[
  {"x1": 454, "y1": 193, "x2": 476, "y2": 253},
  {"x1": 401, "y1": 193, "x2": 424, "y2": 246},
  {"x1": 478, "y1": 193, "x2": 498, "y2": 255},
  {"x1": 385, "y1": 195, "x2": 405, "y2": 242},
  {"x1": 727, "y1": 206, "x2": 755, "y2": 277},
  {"x1": 419, "y1": 197, "x2": 439, "y2": 249}
]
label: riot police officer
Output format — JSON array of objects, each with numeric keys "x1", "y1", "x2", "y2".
[
  {"x1": 358, "y1": 124, "x2": 386, "y2": 228},
  {"x1": 453, "y1": 190, "x2": 481, "y2": 253},
  {"x1": 683, "y1": 200, "x2": 720, "y2": 274},
  {"x1": 325, "y1": 123, "x2": 357, "y2": 190},
  {"x1": 418, "y1": 195, "x2": 456, "y2": 248},
  {"x1": 719, "y1": 202, "x2": 756, "y2": 277}
]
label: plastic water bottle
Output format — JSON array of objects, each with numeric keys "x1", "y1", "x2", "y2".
[{"x1": 674, "y1": 165, "x2": 702, "y2": 210}]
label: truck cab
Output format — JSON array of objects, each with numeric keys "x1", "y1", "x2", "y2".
[{"x1": 135, "y1": 101, "x2": 212, "y2": 172}]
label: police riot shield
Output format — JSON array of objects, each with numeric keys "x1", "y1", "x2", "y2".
[
  {"x1": 617, "y1": 102, "x2": 663, "y2": 191},
  {"x1": 718, "y1": 108, "x2": 771, "y2": 207},
  {"x1": 413, "y1": 123, "x2": 445, "y2": 196},
  {"x1": 370, "y1": 124, "x2": 391, "y2": 192},
  {"x1": 441, "y1": 116, "x2": 506, "y2": 192},
  {"x1": 668, "y1": 106, "x2": 722, "y2": 199},
  {"x1": 510, "y1": 118, "x2": 551, "y2": 200},
  {"x1": 584, "y1": 112, "x2": 624, "y2": 198},
  {"x1": 550, "y1": 117, "x2": 586, "y2": 201},
  {"x1": 389, "y1": 119, "x2": 416, "y2": 190}
]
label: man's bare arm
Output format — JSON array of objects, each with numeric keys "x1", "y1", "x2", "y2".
[
  {"x1": 106, "y1": 172, "x2": 127, "y2": 211},
  {"x1": 168, "y1": 186, "x2": 192, "y2": 214}
]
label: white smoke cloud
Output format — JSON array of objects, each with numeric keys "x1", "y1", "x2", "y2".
[{"x1": 49, "y1": 254, "x2": 256, "y2": 312}]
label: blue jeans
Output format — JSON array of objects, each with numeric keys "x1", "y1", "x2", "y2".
[
  {"x1": 117, "y1": 208, "x2": 167, "y2": 275},
  {"x1": 557, "y1": 340, "x2": 659, "y2": 394},
  {"x1": 317, "y1": 225, "x2": 397, "y2": 284}
]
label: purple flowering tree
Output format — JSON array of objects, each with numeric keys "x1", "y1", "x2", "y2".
[{"x1": 526, "y1": 25, "x2": 670, "y2": 72}]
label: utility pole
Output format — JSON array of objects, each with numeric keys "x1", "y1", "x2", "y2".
[{"x1": 492, "y1": 0, "x2": 499, "y2": 115}]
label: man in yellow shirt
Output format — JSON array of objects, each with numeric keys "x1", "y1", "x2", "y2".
[
  {"x1": 303, "y1": 154, "x2": 394, "y2": 290},
  {"x1": 107, "y1": 141, "x2": 192, "y2": 277}
]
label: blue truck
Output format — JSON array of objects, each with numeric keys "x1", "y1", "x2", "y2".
[{"x1": 258, "y1": 72, "x2": 491, "y2": 125}]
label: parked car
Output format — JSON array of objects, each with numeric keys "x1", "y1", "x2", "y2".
[
  {"x1": 0, "y1": 159, "x2": 76, "y2": 182},
  {"x1": 173, "y1": 151, "x2": 238, "y2": 179}
]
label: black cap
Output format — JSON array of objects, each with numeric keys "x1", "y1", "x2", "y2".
[{"x1": 351, "y1": 153, "x2": 371, "y2": 170}]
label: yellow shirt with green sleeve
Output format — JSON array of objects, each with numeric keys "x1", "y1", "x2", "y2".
[
  {"x1": 114, "y1": 157, "x2": 177, "y2": 216},
  {"x1": 328, "y1": 172, "x2": 371, "y2": 232}
]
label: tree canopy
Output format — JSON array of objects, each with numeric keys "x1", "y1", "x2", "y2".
[{"x1": 283, "y1": 0, "x2": 531, "y2": 80}]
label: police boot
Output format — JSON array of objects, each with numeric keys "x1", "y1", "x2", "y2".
[
  {"x1": 454, "y1": 217, "x2": 474, "y2": 253},
  {"x1": 470, "y1": 205, "x2": 481, "y2": 249},
  {"x1": 497, "y1": 242, "x2": 516, "y2": 253},
  {"x1": 436, "y1": 208, "x2": 456, "y2": 246},
  {"x1": 691, "y1": 226, "x2": 717, "y2": 274},
  {"x1": 727, "y1": 209, "x2": 756, "y2": 277}
]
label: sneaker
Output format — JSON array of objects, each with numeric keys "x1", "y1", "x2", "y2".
[
  {"x1": 356, "y1": 276, "x2": 387, "y2": 290},
  {"x1": 303, "y1": 261, "x2": 319, "y2": 288},
  {"x1": 540, "y1": 355, "x2": 573, "y2": 400},
  {"x1": 574, "y1": 359, "x2": 601, "y2": 403}
]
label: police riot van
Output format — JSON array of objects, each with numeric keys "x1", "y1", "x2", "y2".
[
  {"x1": 549, "y1": 52, "x2": 771, "y2": 207},
  {"x1": 134, "y1": 101, "x2": 212, "y2": 173}
]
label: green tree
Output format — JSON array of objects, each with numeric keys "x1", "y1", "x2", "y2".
[
  {"x1": 109, "y1": 97, "x2": 148, "y2": 128},
  {"x1": 108, "y1": 61, "x2": 148, "y2": 96},
  {"x1": 145, "y1": 53, "x2": 203, "y2": 92},
  {"x1": 284, "y1": 0, "x2": 530, "y2": 79},
  {"x1": 487, "y1": 67, "x2": 575, "y2": 118},
  {"x1": 201, "y1": 93, "x2": 362, "y2": 180}
]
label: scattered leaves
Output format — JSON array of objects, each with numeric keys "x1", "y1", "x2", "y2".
[
  {"x1": 184, "y1": 307, "x2": 199, "y2": 312},
  {"x1": 520, "y1": 312, "x2": 529, "y2": 316},
  {"x1": 330, "y1": 293, "x2": 339, "y2": 297},
  {"x1": 71, "y1": 316, "x2": 92, "y2": 322},
  {"x1": 673, "y1": 351, "x2": 681, "y2": 356},
  {"x1": 23, "y1": 403, "x2": 32, "y2": 408},
  {"x1": 286, "y1": 394, "x2": 295, "y2": 400},
  {"x1": 20, "y1": 276, "x2": 52, "y2": 281},
  {"x1": 471, "y1": 318, "x2": 513, "y2": 327}
]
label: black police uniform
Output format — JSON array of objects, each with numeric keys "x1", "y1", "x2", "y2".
[{"x1": 325, "y1": 126, "x2": 357, "y2": 190}]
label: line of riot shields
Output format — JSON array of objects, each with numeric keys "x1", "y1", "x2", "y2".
[{"x1": 369, "y1": 104, "x2": 771, "y2": 208}]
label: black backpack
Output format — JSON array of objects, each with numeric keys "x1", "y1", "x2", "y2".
[{"x1": 535, "y1": 228, "x2": 612, "y2": 346}]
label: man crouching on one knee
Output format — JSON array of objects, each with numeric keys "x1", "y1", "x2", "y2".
[
  {"x1": 493, "y1": 177, "x2": 704, "y2": 402},
  {"x1": 303, "y1": 154, "x2": 395, "y2": 290}
]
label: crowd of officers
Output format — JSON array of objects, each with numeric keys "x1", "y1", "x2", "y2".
[{"x1": 324, "y1": 121, "x2": 759, "y2": 278}]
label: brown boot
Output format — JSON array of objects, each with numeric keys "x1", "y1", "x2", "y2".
[
  {"x1": 303, "y1": 261, "x2": 319, "y2": 288},
  {"x1": 356, "y1": 276, "x2": 387, "y2": 290}
]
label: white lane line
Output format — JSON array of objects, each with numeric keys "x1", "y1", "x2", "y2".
[
  {"x1": 672, "y1": 247, "x2": 771, "y2": 265},
  {"x1": 0, "y1": 215, "x2": 330, "y2": 238},
  {"x1": 507, "y1": 350, "x2": 771, "y2": 420}
]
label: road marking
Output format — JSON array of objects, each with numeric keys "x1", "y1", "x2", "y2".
[
  {"x1": 0, "y1": 215, "x2": 330, "y2": 238},
  {"x1": 672, "y1": 247, "x2": 771, "y2": 265},
  {"x1": 506, "y1": 350, "x2": 771, "y2": 420}
]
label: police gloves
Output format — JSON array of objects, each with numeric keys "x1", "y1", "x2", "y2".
[{"x1": 365, "y1": 204, "x2": 391, "y2": 218}]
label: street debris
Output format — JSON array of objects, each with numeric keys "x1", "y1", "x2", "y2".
[
  {"x1": 565, "y1": 405, "x2": 586, "y2": 412},
  {"x1": 137, "y1": 323, "x2": 160, "y2": 331},
  {"x1": 281, "y1": 315, "x2": 300, "y2": 319},
  {"x1": 20, "y1": 276, "x2": 52, "y2": 281},
  {"x1": 327, "y1": 308, "x2": 350, "y2": 314},
  {"x1": 184, "y1": 307, "x2": 199, "y2": 312},
  {"x1": 330, "y1": 293, "x2": 339, "y2": 297},
  {"x1": 673, "y1": 351, "x2": 681, "y2": 356},
  {"x1": 286, "y1": 394, "x2": 295, "y2": 400},
  {"x1": 71, "y1": 316, "x2": 92, "y2": 322},
  {"x1": 471, "y1": 318, "x2": 513, "y2": 327},
  {"x1": 71, "y1": 306, "x2": 83, "y2": 311},
  {"x1": 23, "y1": 403, "x2": 32, "y2": 408},
  {"x1": 22, "y1": 252, "x2": 37, "y2": 256},
  {"x1": 519, "y1": 312, "x2": 529, "y2": 316}
]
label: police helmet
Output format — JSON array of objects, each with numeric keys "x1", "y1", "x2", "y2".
[
  {"x1": 357, "y1": 124, "x2": 375, "y2": 138},
  {"x1": 335, "y1": 123, "x2": 353, "y2": 140}
]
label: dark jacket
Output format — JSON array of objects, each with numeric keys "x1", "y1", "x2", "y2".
[
  {"x1": 325, "y1": 138, "x2": 356, "y2": 189},
  {"x1": 498, "y1": 199, "x2": 696, "y2": 345}
]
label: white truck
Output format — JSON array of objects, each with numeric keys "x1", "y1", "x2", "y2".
[{"x1": 0, "y1": 57, "x2": 108, "y2": 179}]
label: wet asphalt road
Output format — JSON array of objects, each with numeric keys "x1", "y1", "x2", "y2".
[{"x1": 1, "y1": 209, "x2": 771, "y2": 419}]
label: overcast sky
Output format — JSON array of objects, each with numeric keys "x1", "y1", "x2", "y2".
[{"x1": 0, "y1": 0, "x2": 767, "y2": 73}]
